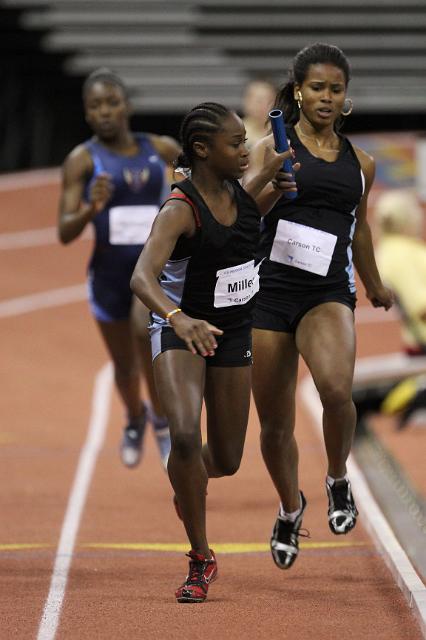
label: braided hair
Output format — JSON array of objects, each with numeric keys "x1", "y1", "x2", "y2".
[
  {"x1": 175, "y1": 102, "x2": 232, "y2": 170},
  {"x1": 82, "y1": 68, "x2": 128, "y2": 101},
  {"x1": 273, "y1": 43, "x2": 351, "y2": 131}
]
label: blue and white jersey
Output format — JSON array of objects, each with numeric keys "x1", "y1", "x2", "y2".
[{"x1": 84, "y1": 133, "x2": 167, "y2": 277}]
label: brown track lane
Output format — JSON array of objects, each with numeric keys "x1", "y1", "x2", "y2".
[{"x1": 0, "y1": 180, "x2": 423, "y2": 639}]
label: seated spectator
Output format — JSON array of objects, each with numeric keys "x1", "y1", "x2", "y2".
[
  {"x1": 240, "y1": 79, "x2": 277, "y2": 149},
  {"x1": 374, "y1": 189, "x2": 426, "y2": 355},
  {"x1": 353, "y1": 189, "x2": 426, "y2": 431}
]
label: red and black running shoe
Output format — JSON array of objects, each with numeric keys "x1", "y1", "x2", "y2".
[{"x1": 175, "y1": 549, "x2": 218, "y2": 603}]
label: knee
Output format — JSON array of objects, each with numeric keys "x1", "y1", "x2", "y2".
[
  {"x1": 171, "y1": 430, "x2": 201, "y2": 461},
  {"x1": 260, "y1": 418, "x2": 294, "y2": 449},
  {"x1": 212, "y1": 454, "x2": 241, "y2": 477},
  {"x1": 319, "y1": 381, "x2": 352, "y2": 411}
]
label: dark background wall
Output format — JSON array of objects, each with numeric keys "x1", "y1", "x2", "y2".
[{"x1": 1, "y1": 5, "x2": 425, "y2": 173}]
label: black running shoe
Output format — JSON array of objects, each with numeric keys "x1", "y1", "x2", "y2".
[
  {"x1": 270, "y1": 491, "x2": 308, "y2": 570},
  {"x1": 120, "y1": 405, "x2": 148, "y2": 468},
  {"x1": 326, "y1": 477, "x2": 358, "y2": 535}
]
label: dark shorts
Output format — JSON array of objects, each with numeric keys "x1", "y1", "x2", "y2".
[
  {"x1": 253, "y1": 290, "x2": 356, "y2": 334},
  {"x1": 88, "y1": 270, "x2": 134, "y2": 322},
  {"x1": 150, "y1": 324, "x2": 253, "y2": 367}
]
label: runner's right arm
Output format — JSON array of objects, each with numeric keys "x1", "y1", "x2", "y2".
[
  {"x1": 130, "y1": 198, "x2": 223, "y2": 356},
  {"x1": 58, "y1": 145, "x2": 112, "y2": 244}
]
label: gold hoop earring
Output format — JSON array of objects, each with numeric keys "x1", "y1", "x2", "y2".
[
  {"x1": 341, "y1": 98, "x2": 353, "y2": 116},
  {"x1": 295, "y1": 91, "x2": 303, "y2": 109}
]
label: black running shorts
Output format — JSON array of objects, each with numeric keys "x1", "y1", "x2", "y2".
[
  {"x1": 150, "y1": 324, "x2": 253, "y2": 367},
  {"x1": 253, "y1": 291, "x2": 356, "y2": 334}
]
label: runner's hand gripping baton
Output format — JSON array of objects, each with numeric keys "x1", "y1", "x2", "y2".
[{"x1": 269, "y1": 109, "x2": 297, "y2": 200}]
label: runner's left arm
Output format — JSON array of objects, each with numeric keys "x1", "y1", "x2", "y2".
[{"x1": 352, "y1": 148, "x2": 393, "y2": 310}]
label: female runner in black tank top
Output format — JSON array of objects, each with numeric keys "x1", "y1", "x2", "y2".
[
  {"x1": 130, "y1": 103, "x2": 293, "y2": 603},
  {"x1": 243, "y1": 43, "x2": 394, "y2": 571}
]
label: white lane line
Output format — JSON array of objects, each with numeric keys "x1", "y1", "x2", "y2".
[
  {"x1": 299, "y1": 375, "x2": 426, "y2": 638},
  {"x1": 0, "y1": 227, "x2": 57, "y2": 249},
  {"x1": 355, "y1": 306, "x2": 398, "y2": 324},
  {"x1": 354, "y1": 352, "x2": 426, "y2": 384},
  {"x1": 0, "y1": 226, "x2": 92, "y2": 250},
  {"x1": 37, "y1": 362, "x2": 113, "y2": 640},
  {"x1": 0, "y1": 285, "x2": 87, "y2": 318},
  {"x1": 0, "y1": 168, "x2": 60, "y2": 191}
]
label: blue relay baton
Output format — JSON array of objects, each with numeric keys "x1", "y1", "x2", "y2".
[{"x1": 269, "y1": 109, "x2": 297, "y2": 200}]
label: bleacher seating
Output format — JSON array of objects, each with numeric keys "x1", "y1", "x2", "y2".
[{"x1": 2, "y1": 0, "x2": 426, "y2": 114}]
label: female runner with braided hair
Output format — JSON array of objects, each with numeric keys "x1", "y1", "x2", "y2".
[
  {"x1": 243, "y1": 43, "x2": 393, "y2": 571},
  {"x1": 131, "y1": 102, "x2": 294, "y2": 603}
]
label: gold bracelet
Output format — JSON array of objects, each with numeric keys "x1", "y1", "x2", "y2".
[{"x1": 165, "y1": 307, "x2": 182, "y2": 320}]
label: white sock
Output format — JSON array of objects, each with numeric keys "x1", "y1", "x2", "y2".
[
  {"x1": 279, "y1": 495, "x2": 302, "y2": 522},
  {"x1": 326, "y1": 474, "x2": 348, "y2": 487}
]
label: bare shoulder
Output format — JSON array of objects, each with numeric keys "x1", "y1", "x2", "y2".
[
  {"x1": 244, "y1": 134, "x2": 274, "y2": 183},
  {"x1": 352, "y1": 143, "x2": 375, "y2": 178},
  {"x1": 64, "y1": 144, "x2": 93, "y2": 167},
  {"x1": 251, "y1": 133, "x2": 274, "y2": 156},
  {"x1": 148, "y1": 134, "x2": 180, "y2": 163},
  {"x1": 62, "y1": 143, "x2": 93, "y2": 181},
  {"x1": 156, "y1": 187, "x2": 197, "y2": 235}
]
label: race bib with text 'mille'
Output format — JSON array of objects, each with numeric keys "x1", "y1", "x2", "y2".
[
  {"x1": 214, "y1": 259, "x2": 261, "y2": 308},
  {"x1": 270, "y1": 219, "x2": 337, "y2": 276},
  {"x1": 109, "y1": 205, "x2": 159, "y2": 245}
]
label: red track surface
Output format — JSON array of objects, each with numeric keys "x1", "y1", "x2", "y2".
[{"x1": 0, "y1": 176, "x2": 423, "y2": 639}]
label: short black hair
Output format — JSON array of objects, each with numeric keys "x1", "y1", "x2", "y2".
[
  {"x1": 82, "y1": 68, "x2": 128, "y2": 101},
  {"x1": 176, "y1": 102, "x2": 232, "y2": 169}
]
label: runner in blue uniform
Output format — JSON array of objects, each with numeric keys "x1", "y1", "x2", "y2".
[
  {"x1": 130, "y1": 102, "x2": 294, "y2": 603},
  {"x1": 243, "y1": 43, "x2": 394, "y2": 570},
  {"x1": 58, "y1": 69, "x2": 180, "y2": 469}
]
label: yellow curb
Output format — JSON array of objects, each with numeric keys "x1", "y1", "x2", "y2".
[
  {"x1": 0, "y1": 543, "x2": 51, "y2": 551},
  {"x1": 83, "y1": 541, "x2": 368, "y2": 553},
  {"x1": 0, "y1": 541, "x2": 368, "y2": 553}
]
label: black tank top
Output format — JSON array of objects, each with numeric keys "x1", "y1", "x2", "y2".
[
  {"x1": 257, "y1": 126, "x2": 364, "y2": 298},
  {"x1": 151, "y1": 178, "x2": 261, "y2": 331}
]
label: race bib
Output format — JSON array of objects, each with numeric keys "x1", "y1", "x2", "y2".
[
  {"x1": 109, "y1": 205, "x2": 158, "y2": 245},
  {"x1": 270, "y1": 219, "x2": 337, "y2": 276},
  {"x1": 214, "y1": 259, "x2": 261, "y2": 308}
]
